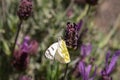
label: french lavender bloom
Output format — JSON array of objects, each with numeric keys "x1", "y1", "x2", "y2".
[
  {"x1": 72, "y1": 44, "x2": 93, "y2": 78},
  {"x1": 101, "y1": 50, "x2": 120, "y2": 80},
  {"x1": 78, "y1": 61, "x2": 97, "y2": 80},
  {"x1": 19, "y1": 75, "x2": 31, "y2": 80},
  {"x1": 12, "y1": 36, "x2": 38, "y2": 70},
  {"x1": 64, "y1": 20, "x2": 83, "y2": 49},
  {"x1": 17, "y1": 0, "x2": 33, "y2": 20},
  {"x1": 12, "y1": 49, "x2": 30, "y2": 70},
  {"x1": 20, "y1": 36, "x2": 39, "y2": 55},
  {"x1": 80, "y1": 43, "x2": 92, "y2": 58}
]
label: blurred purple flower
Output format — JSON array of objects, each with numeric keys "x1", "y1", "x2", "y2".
[
  {"x1": 20, "y1": 36, "x2": 39, "y2": 55},
  {"x1": 101, "y1": 50, "x2": 120, "y2": 80},
  {"x1": 64, "y1": 20, "x2": 83, "y2": 49},
  {"x1": 12, "y1": 36, "x2": 38, "y2": 70},
  {"x1": 17, "y1": 0, "x2": 33, "y2": 20},
  {"x1": 78, "y1": 61, "x2": 97, "y2": 80},
  {"x1": 12, "y1": 49, "x2": 29, "y2": 70},
  {"x1": 80, "y1": 43, "x2": 92, "y2": 58},
  {"x1": 28, "y1": 40, "x2": 39, "y2": 55},
  {"x1": 19, "y1": 75, "x2": 31, "y2": 80}
]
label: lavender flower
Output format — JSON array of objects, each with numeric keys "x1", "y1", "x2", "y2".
[
  {"x1": 101, "y1": 50, "x2": 120, "y2": 80},
  {"x1": 17, "y1": 0, "x2": 33, "y2": 20},
  {"x1": 80, "y1": 43, "x2": 92, "y2": 58},
  {"x1": 12, "y1": 49, "x2": 29, "y2": 70},
  {"x1": 19, "y1": 75, "x2": 31, "y2": 80},
  {"x1": 20, "y1": 36, "x2": 39, "y2": 55},
  {"x1": 64, "y1": 20, "x2": 83, "y2": 49},
  {"x1": 12, "y1": 36, "x2": 38, "y2": 70},
  {"x1": 72, "y1": 44, "x2": 94, "y2": 78},
  {"x1": 78, "y1": 61, "x2": 97, "y2": 80}
]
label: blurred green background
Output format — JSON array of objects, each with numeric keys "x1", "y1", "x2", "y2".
[{"x1": 0, "y1": 0, "x2": 120, "y2": 80}]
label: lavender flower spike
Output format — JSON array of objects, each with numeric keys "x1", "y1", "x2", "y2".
[
  {"x1": 12, "y1": 49, "x2": 30, "y2": 70},
  {"x1": 76, "y1": 20, "x2": 83, "y2": 31},
  {"x1": 106, "y1": 50, "x2": 120, "y2": 75},
  {"x1": 78, "y1": 61, "x2": 96, "y2": 80},
  {"x1": 80, "y1": 43, "x2": 92, "y2": 58},
  {"x1": 17, "y1": 0, "x2": 33, "y2": 20},
  {"x1": 64, "y1": 20, "x2": 83, "y2": 49},
  {"x1": 20, "y1": 36, "x2": 39, "y2": 55},
  {"x1": 12, "y1": 36, "x2": 38, "y2": 70},
  {"x1": 101, "y1": 50, "x2": 120, "y2": 80}
]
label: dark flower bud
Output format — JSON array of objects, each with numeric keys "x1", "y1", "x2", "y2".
[
  {"x1": 85, "y1": 0, "x2": 98, "y2": 5},
  {"x1": 12, "y1": 49, "x2": 29, "y2": 70},
  {"x1": 17, "y1": 0, "x2": 33, "y2": 20}
]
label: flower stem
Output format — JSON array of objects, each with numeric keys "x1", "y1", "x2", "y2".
[
  {"x1": 76, "y1": 4, "x2": 90, "y2": 22},
  {"x1": 12, "y1": 20, "x2": 23, "y2": 54},
  {"x1": 63, "y1": 63, "x2": 69, "y2": 80}
]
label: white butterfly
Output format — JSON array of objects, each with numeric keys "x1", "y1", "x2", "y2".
[{"x1": 45, "y1": 39, "x2": 70, "y2": 63}]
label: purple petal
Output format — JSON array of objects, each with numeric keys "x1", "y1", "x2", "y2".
[
  {"x1": 76, "y1": 20, "x2": 83, "y2": 31},
  {"x1": 78, "y1": 61, "x2": 86, "y2": 80},
  {"x1": 24, "y1": 36, "x2": 30, "y2": 42},
  {"x1": 106, "y1": 50, "x2": 120, "y2": 74},
  {"x1": 21, "y1": 36, "x2": 30, "y2": 51},
  {"x1": 85, "y1": 65, "x2": 92, "y2": 79},
  {"x1": 81, "y1": 44, "x2": 92, "y2": 57}
]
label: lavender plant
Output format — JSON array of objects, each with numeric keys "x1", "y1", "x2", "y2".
[
  {"x1": 0, "y1": 0, "x2": 120, "y2": 80},
  {"x1": 101, "y1": 51, "x2": 120, "y2": 80}
]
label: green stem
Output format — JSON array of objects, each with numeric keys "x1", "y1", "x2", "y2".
[
  {"x1": 63, "y1": 63, "x2": 69, "y2": 80},
  {"x1": 12, "y1": 20, "x2": 23, "y2": 54},
  {"x1": 76, "y1": 4, "x2": 90, "y2": 22}
]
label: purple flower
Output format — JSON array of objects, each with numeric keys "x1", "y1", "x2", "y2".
[
  {"x1": 20, "y1": 36, "x2": 39, "y2": 55},
  {"x1": 19, "y1": 75, "x2": 31, "y2": 80},
  {"x1": 17, "y1": 0, "x2": 33, "y2": 20},
  {"x1": 80, "y1": 43, "x2": 92, "y2": 58},
  {"x1": 64, "y1": 20, "x2": 83, "y2": 49},
  {"x1": 12, "y1": 36, "x2": 38, "y2": 70},
  {"x1": 12, "y1": 49, "x2": 29, "y2": 70},
  {"x1": 78, "y1": 61, "x2": 97, "y2": 80},
  {"x1": 101, "y1": 50, "x2": 120, "y2": 80}
]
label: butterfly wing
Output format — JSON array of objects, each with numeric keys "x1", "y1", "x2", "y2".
[
  {"x1": 55, "y1": 39, "x2": 70, "y2": 63},
  {"x1": 45, "y1": 42, "x2": 58, "y2": 60}
]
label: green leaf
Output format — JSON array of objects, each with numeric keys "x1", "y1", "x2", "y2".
[{"x1": 3, "y1": 41, "x2": 11, "y2": 56}]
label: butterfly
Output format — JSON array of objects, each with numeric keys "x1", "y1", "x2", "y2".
[{"x1": 45, "y1": 39, "x2": 70, "y2": 63}]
